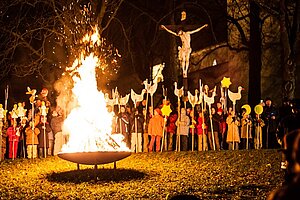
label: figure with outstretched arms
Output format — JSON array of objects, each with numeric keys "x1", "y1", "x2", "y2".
[{"x1": 161, "y1": 24, "x2": 208, "y2": 78}]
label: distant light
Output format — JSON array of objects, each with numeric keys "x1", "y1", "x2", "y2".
[{"x1": 213, "y1": 59, "x2": 217, "y2": 66}]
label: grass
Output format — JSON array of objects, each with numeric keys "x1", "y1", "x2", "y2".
[{"x1": 0, "y1": 150, "x2": 283, "y2": 199}]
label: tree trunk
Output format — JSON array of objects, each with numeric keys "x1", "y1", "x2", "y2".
[
  {"x1": 280, "y1": 0, "x2": 299, "y2": 100},
  {"x1": 295, "y1": 0, "x2": 300, "y2": 99},
  {"x1": 248, "y1": 0, "x2": 262, "y2": 107},
  {"x1": 164, "y1": 1, "x2": 178, "y2": 103}
]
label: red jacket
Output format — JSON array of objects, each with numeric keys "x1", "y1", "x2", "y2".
[
  {"x1": 7, "y1": 127, "x2": 20, "y2": 142},
  {"x1": 196, "y1": 116, "x2": 207, "y2": 135},
  {"x1": 167, "y1": 113, "x2": 178, "y2": 134}
]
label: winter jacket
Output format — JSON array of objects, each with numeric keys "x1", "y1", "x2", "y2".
[
  {"x1": 206, "y1": 114, "x2": 220, "y2": 132},
  {"x1": 117, "y1": 112, "x2": 130, "y2": 134},
  {"x1": 25, "y1": 126, "x2": 40, "y2": 145},
  {"x1": 148, "y1": 115, "x2": 164, "y2": 136},
  {"x1": 196, "y1": 116, "x2": 207, "y2": 135},
  {"x1": 130, "y1": 113, "x2": 144, "y2": 133},
  {"x1": 167, "y1": 113, "x2": 178, "y2": 134},
  {"x1": 226, "y1": 115, "x2": 240, "y2": 143},
  {"x1": 37, "y1": 123, "x2": 52, "y2": 148},
  {"x1": 176, "y1": 109, "x2": 190, "y2": 136},
  {"x1": 241, "y1": 115, "x2": 252, "y2": 139},
  {"x1": 7, "y1": 127, "x2": 20, "y2": 142}
]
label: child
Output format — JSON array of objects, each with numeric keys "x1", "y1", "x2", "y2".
[
  {"x1": 25, "y1": 121, "x2": 40, "y2": 159},
  {"x1": 196, "y1": 110, "x2": 208, "y2": 151},
  {"x1": 176, "y1": 108, "x2": 190, "y2": 151},
  {"x1": 148, "y1": 108, "x2": 164, "y2": 152},
  {"x1": 226, "y1": 110, "x2": 240, "y2": 150},
  {"x1": 240, "y1": 109, "x2": 253, "y2": 149},
  {"x1": 7, "y1": 120, "x2": 20, "y2": 159},
  {"x1": 130, "y1": 108, "x2": 144, "y2": 153},
  {"x1": 254, "y1": 114, "x2": 265, "y2": 149}
]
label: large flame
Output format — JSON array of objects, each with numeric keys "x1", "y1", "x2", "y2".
[{"x1": 61, "y1": 27, "x2": 129, "y2": 153}]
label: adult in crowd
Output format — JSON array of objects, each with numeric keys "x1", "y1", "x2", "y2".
[
  {"x1": 276, "y1": 101, "x2": 300, "y2": 172},
  {"x1": 117, "y1": 105, "x2": 130, "y2": 148},
  {"x1": 51, "y1": 109, "x2": 64, "y2": 155},
  {"x1": 268, "y1": 129, "x2": 300, "y2": 200},
  {"x1": 36, "y1": 116, "x2": 52, "y2": 158},
  {"x1": 262, "y1": 97, "x2": 279, "y2": 149}
]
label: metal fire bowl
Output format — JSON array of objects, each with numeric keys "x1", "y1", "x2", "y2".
[{"x1": 58, "y1": 151, "x2": 131, "y2": 165}]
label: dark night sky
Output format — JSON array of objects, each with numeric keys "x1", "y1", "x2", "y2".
[{"x1": 0, "y1": 0, "x2": 227, "y2": 109}]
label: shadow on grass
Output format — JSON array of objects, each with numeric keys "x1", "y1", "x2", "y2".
[
  {"x1": 47, "y1": 168, "x2": 147, "y2": 184},
  {"x1": 209, "y1": 184, "x2": 271, "y2": 198}
]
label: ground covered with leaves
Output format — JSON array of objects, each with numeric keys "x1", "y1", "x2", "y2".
[{"x1": 0, "y1": 150, "x2": 283, "y2": 199}]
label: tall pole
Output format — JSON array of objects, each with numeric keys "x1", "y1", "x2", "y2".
[
  {"x1": 161, "y1": 87, "x2": 168, "y2": 152},
  {"x1": 191, "y1": 106, "x2": 195, "y2": 151},
  {"x1": 224, "y1": 88, "x2": 228, "y2": 115},
  {"x1": 43, "y1": 120, "x2": 46, "y2": 158},
  {"x1": 208, "y1": 104, "x2": 216, "y2": 151},
  {"x1": 176, "y1": 100, "x2": 181, "y2": 152},
  {"x1": 246, "y1": 122, "x2": 249, "y2": 150},
  {"x1": 0, "y1": 119, "x2": 2, "y2": 161},
  {"x1": 40, "y1": 102, "x2": 48, "y2": 158},
  {"x1": 199, "y1": 80, "x2": 205, "y2": 151},
  {"x1": 134, "y1": 101, "x2": 138, "y2": 153},
  {"x1": 5, "y1": 85, "x2": 9, "y2": 115},
  {"x1": 161, "y1": 117, "x2": 166, "y2": 152},
  {"x1": 31, "y1": 104, "x2": 34, "y2": 159}
]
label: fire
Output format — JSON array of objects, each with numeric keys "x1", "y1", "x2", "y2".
[{"x1": 61, "y1": 27, "x2": 129, "y2": 153}]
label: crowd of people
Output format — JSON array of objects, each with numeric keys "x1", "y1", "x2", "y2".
[
  {"x1": 1, "y1": 87, "x2": 300, "y2": 198},
  {"x1": 108, "y1": 97, "x2": 300, "y2": 157},
  {"x1": 0, "y1": 88, "x2": 299, "y2": 165},
  {"x1": 0, "y1": 88, "x2": 64, "y2": 160}
]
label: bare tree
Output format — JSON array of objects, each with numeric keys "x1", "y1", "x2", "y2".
[
  {"x1": 279, "y1": 0, "x2": 299, "y2": 100},
  {"x1": 0, "y1": 0, "x2": 123, "y2": 84},
  {"x1": 226, "y1": 0, "x2": 298, "y2": 104}
]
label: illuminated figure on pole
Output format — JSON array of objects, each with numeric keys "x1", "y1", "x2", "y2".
[{"x1": 161, "y1": 23, "x2": 208, "y2": 78}]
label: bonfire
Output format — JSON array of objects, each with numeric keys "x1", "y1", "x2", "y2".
[{"x1": 58, "y1": 27, "x2": 130, "y2": 168}]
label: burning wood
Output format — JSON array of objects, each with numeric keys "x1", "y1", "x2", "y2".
[{"x1": 57, "y1": 26, "x2": 130, "y2": 166}]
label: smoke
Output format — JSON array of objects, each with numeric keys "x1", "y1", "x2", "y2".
[{"x1": 53, "y1": 74, "x2": 77, "y2": 117}]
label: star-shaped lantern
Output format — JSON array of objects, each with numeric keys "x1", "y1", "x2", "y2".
[
  {"x1": 221, "y1": 77, "x2": 232, "y2": 88},
  {"x1": 161, "y1": 104, "x2": 172, "y2": 117}
]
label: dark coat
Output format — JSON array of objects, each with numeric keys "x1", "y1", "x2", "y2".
[
  {"x1": 117, "y1": 112, "x2": 130, "y2": 134},
  {"x1": 206, "y1": 114, "x2": 220, "y2": 132},
  {"x1": 130, "y1": 113, "x2": 144, "y2": 133},
  {"x1": 36, "y1": 123, "x2": 52, "y2": 148}
]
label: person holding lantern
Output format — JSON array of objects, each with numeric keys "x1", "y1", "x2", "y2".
[
  {"x1": 25, "y1": 120, "x2": 40, "y2": 159},
  {"x1": 7, "y1": 120, "x2": 20, "y2": 159},
  {"x1": 196, "y1": 110, "x2": 208, "y2": 151},
  {"x1": 226, "y1": 110, "x2": 240, "y2": 150},
  {"x1": 176, "y1": 108, "x2": 190, "y2": 151}
]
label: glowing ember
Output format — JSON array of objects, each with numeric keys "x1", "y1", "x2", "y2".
[{"x1": 61, "y1": 27, "x2": 129, "y2": 153}]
